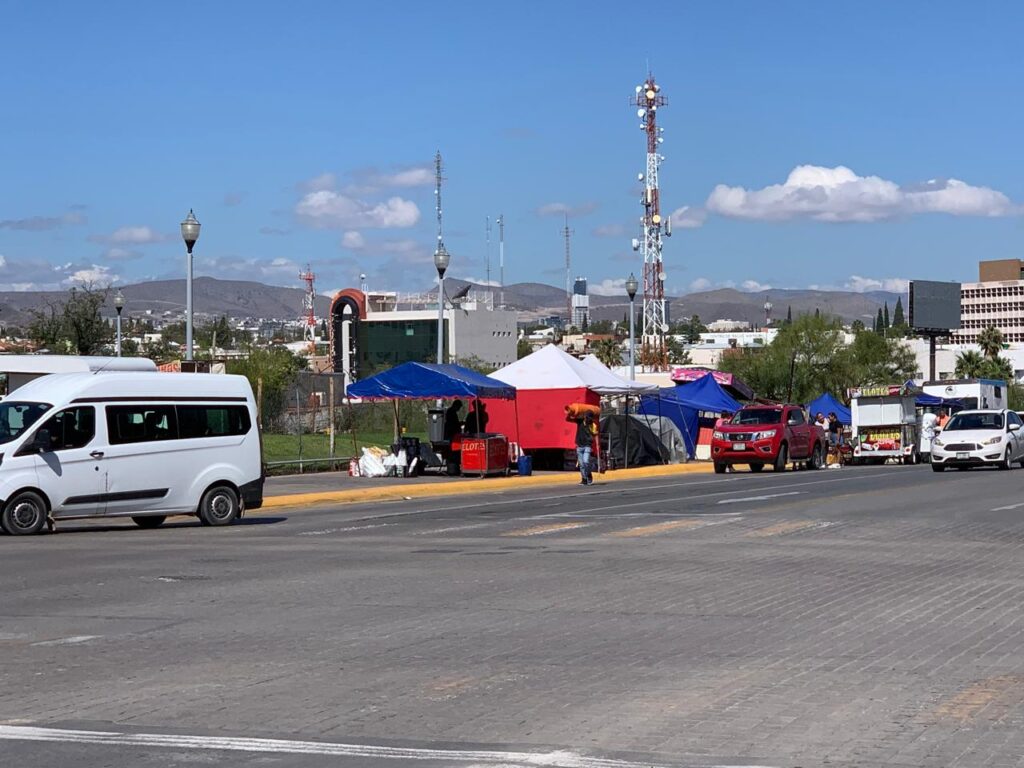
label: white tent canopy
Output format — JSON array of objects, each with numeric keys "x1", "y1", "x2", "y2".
[
  {"x1": 580, "y1": 354, "x2": 658, "y2": 393},
  {"x1": 492, "y1": 344, "x2": 656, "y2": 395}
]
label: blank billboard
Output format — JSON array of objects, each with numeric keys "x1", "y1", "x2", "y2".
[{"x1": 909, "y1": 280, "x2": 961, "y2": 332}]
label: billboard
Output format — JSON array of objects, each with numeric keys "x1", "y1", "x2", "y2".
[{"x1": 909, "y1": 280, "x2": 961, "y2": 332}]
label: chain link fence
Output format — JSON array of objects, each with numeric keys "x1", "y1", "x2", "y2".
[{"x1": 258, "y1": 371, "x2": 431, "y2": 474}]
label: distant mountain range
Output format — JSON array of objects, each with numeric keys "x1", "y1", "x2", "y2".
[{"x1": 0, "y1": 276, "x2": 903, "y2": 328}]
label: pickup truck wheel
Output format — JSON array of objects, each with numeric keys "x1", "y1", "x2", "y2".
[
  {"x1": 749, "y1": 463, "x2": 764, "y2": 473},
  {"x1": 805, "y1": 444, "x2": 823, "y2": 470},
  {"x1": 713, "y1": 462, "x2": 727, "y2": 474},
  {"x1": 773, "y1": 443, "x2": 789, "y2": 472}
]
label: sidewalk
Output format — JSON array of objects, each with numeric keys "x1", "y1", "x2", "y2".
[{"x1": 261, "y1": 462, "x2": 715, "y2": 509}]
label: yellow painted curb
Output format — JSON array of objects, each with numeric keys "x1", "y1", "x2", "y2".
[{"x1": 260, "y1": 462, "x2": 715, "y2": 510}]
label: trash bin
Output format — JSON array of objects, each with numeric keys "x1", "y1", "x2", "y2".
[
  {"x1": 517, "y1": 455, "x2": 532, "y2": 476},
  {"x1": 427, "y1": 408, "x2": 445, "y2": 443}
]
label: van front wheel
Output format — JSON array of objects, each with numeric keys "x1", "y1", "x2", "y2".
[
  {"x1": 199, "y1": 485, "x2": 240, "y2": 527},
  {"x1": 2, "y1": 491, "x2": 48, "y2": 536}
]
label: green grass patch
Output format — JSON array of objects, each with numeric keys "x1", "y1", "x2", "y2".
[{"x1": 262, "y1": 431, "x2": 428, "y2": 473}]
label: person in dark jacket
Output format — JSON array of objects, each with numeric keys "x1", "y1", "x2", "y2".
[
  {"x1": 443, "y1": 399, "x2": 463, "y2": 441},
  {"x1": 464, "y1": 401, "x2": 489, "y2": 435},
  {"x1": 570, "y1": 411, "x2": 597, "y2": 485}
]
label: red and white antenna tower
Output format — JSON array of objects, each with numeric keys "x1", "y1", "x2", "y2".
[
  {"x1": 298, "y1": 264, "x2": 317, "y2": 342},
  {"x1": 632, "y1": 74, "x2": 672, "y2": 370}
]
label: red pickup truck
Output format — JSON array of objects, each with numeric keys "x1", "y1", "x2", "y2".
[{"x1": 711, "y1": 404, "x2": 827, "y2": 473}]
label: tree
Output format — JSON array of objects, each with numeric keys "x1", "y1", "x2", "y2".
[
  {"x1": 785, "y1": 306, "x2": 792, "y2": 326},
  {"x1": 27, "y1": 285, "x2": 113, "y2": 355},
  {"x1": 587, "y1": 319, "x2": 614, "y2": 335},
  {"x1": 892, "y1": 297, "x2": 905, "y2": 328},
  {"x1": 883, "y1": 302, "x2": 890, "y2": 329},
  {"x1": 665, "y1": 336, "x2": 691, "y2": 365},
  {"x1": 981, "y1": 355, "x2": 1014, "y2": 383},
  {"x1": 814, "y1": 307, "x2": 820, "y2": 319},
  {"x1": 977, "y1": 326, "x2": 1004, "y2": 359},
  {"x1": 456, "y1": 355, "x2": 497, "y2": 375},
  {"x1": 516, "y1": 338, "x2": 533, "y2": 359},
  {"x1": 955, "y1": 350, "x2": 985, "y2": 378},
  {"x1": 227, "y1": 346, "x2": 305, "y2": 429},
  {"x1": 875, "y1": 308, "x2": 884, "y2": 334},
  {"x1": 851, "y1": 319, "x2": 866, "y2": 334},
  {"x1": 592, "y1": 338, "x2": 622, "y2": 368}
]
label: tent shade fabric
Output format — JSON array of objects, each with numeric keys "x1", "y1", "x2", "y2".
[
  {"x1": 492, "y1": 344, "x2": 655, "y2": 395},
  {"x1": 670, "y1": 374, "x2": 743, "y2": 413},
  {"x1": 806, "y1": 393, "x2": 851, "y2": 425},
  {"x1": 347, "y1": 362, "x2": 515, "y2": 400},
  {"x1": 580, "y1": 354, "x2": 658, "y2": 393},
  {"x1": 637, "y1": 377, "x2": 741, "y2": 459},
  {"x1": 600, "y1": 414, "x2": 667, "y2": 468},
  {"x1": 484, "y1": 388, "x2": 598, "y2": 450}
]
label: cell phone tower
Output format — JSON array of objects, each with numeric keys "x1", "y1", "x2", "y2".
[
  {"x1": 298, "y1": 264, "x2": 317, "y2": 342},
  {"x1": 632, "y1": 74, "x2": 672, "y2": 370}
]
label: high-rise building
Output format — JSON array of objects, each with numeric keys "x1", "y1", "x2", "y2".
[
  {"x1": 571, "y1": 277, "x2": 589, "y2": 330},
  {"x1": 954, "y1": 259, "x2": 1024, "y2": 344}
]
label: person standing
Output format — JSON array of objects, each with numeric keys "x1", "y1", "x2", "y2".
[
  {"x1": 815, "y1": 412, "x2": 829, "y2": 431},
  {"x1": 571, "y1": 411, "x2": 597, "y2": 485},
  {"x1": 443, "y1": 399, "x2": 463, "y2": 441},
  {"x1": 464, "y1": 401, "x2": 489, "y2": 435},
  {"x1": 937, "y1": 408, "x2": 949, "y2": 429},
  {"x1": 921, "y1": 409, "x2": 938, "y2": 460}
]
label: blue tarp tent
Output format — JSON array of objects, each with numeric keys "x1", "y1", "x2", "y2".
[
  {"x1": 637, "y1": 375, "x2": 742, "y2": 458},
  {"x1": 806, "y1": 393, "x2": 851, "y2": 425},
  {"x1": 347, "y1": 362, "x2": 516, "y2": 400}
]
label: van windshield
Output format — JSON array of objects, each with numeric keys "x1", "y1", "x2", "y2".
[{"x1": 0, "y1": 401, "x2": 52, "y2": 444}]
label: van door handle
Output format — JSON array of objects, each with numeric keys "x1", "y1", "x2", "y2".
[{"x1": 89, "y1": 450, "x2": 105, "y2": 459}]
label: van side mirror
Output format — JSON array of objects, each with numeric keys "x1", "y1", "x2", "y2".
[{"x1": 32, "y1": 428, "x2": 51, "y2": 453}]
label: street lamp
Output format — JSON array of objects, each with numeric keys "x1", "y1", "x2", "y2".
[
  {"x1": 180, "y1": 209, "x2": 201, "y2": 362},
  {"x1": 114, "y1": 289, "x2": 125, "y2": 357},
  {"x1": 434, "y1": 245, "x2": 450, "y2": 364},
  {"x1": 625, "y1": 273, "x2": 638, "y2": 381}
]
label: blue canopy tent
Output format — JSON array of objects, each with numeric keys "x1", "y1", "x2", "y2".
[
  {"x1": 806, "y1": 393, "x2": 851, "y2": 425},
  {"x1": 347, "y1": 362, "x2": 516, "y2": 400},
  {"x1": 637, "y1": 374, "x2": 742, "y2": 458}
]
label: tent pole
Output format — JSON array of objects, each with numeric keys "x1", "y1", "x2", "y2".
[{"x1": 624, "y1": 394, "x2": 629, "y2": 471}]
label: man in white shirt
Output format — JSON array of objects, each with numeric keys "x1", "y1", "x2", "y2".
[{"x1": 921, "y1": 410, "x2": 939, "y2": 461}]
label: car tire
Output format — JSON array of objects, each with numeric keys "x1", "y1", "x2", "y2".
[
  {"x1": 198, "y1": 485, "x2": 240, "y2": 527},
  {"x1": 132, "y1": 515, "x2": 166, "y2": 529},
  {"x1": 999, "y1": 449, "x2": 1013, "y2": 471},
  {"x1": 805, "y1": 444, "x2": 823, "y2": 471},
  {"x1": 1, "y1": 491, "x2": 48, "y2": 536},
  {"x1": 931, "y1": 463, "x2": 945, "y2": 472},
  {"x1": 749, "y1": 463, "x2": 764, "y2": 473},
  {"x1": 773, "y1": 443, "x2": 788, "y2": 473},
  {"x1": 713, "y1": 462, "x2": 727, "y2": 475}
]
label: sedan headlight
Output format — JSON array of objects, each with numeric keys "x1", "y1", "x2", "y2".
[
  {"x1": 752, "y1": 429, "x2": 777, "y2": 441},
  {"x1": 983, "y1": 435, "x2": 1004, "y2": 446},
  {"x1": 713, "y1": 430, "x2": 724, "y2": 440},
  {"x1": 933, "y1": 438, "x2": 944, "y2": 447}
]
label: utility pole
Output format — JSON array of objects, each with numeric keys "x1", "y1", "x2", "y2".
[
  {"x1": 497, "y1": 213, "x2": 505, "y2": 309},
  {"x1": 564, "y1": 214, "x2": 573, "y2": 324}
]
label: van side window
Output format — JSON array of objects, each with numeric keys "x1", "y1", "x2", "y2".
[
  {"x1": 106, "y1": 405, "x2": 178, "y2": 444},
  {"x1": 37, "y1": 407, "x2": 96, "y2": 451},
  {"x1": 177, "y1": 405, "x2": 251, "y2": 438}
]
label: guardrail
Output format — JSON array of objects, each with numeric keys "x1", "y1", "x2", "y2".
[{"x1": 264, "y1": 456, "x2": 354, "y2": 474}]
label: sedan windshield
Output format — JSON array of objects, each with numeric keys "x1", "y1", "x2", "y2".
[
  {"x1": 0, "y1": 401, "x2": 52, "y2": 445},
  {"x1": 731, "y1": 409, "x2": 782, "y2": 425},
  {"x1": 944, "y1": 412, "x2": 1004, "y2": 431}
]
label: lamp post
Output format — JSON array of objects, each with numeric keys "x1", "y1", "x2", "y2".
[
  {"x1": 114, "y1": 289, "x2": 125, "y2": 357},
  {"x1": 625, "y1": 273, "x2": 638, "y2": 381},
  {"x1": 180, "y1": 209, "x2": 201, "y2": 362},
  {"x1": 434, "y1": 245, "x2": 450, "y2": 364}
]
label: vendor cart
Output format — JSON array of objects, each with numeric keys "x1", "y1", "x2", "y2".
[
  {"x1": 849, "y1": 384, "x2": 921, "y2": 465},
  {"x1": 460, "y1": 434, "x2": 510, "y2": 476}
]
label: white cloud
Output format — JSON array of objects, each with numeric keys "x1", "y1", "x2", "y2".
[
  {"x1": 0, "y1": 209, "x2": 87, "y2": 231},
  {"x1": 536, "y1": 201, "x2": 599, "y2": 218},
  {"x1": 368, "y1": 166, "x2": 433, "y2": 188},
  {"x1": 706, "y1": 164, "x2": 1018, "y2": 222},
  {"x1": 298, "y1": 172, "x2": 337, "y2": 193},
  {"x1": 341, "y1": 231, "x2": 366, "y2": 249},
  {"x1": 842, "y1": 275, "x2": 910, "y2": 293},
  {"x1": 295, "y1": 191, "x2": 420, "y2": 229},
  {"x1": 196, "y1": 256, "x2": 302, "y2": 281},
  {"x1": 741, "y1": 280, "x2": 773, "y2": 292},
  {"x1": 101, "y1": 247, "x2": 143, "y2": 262},
  {"x1": 89, "y1": 225, "x2": 168, "y2": 245},
  {"x1": 64, "y1": 264, "x2": 119, "y2": 286},
  {"x1": 668, "y1": 206, "x2": 708, "y2": 228},
  {"x1": 593, "y1": 223, "x2": 626, "y2": 238},
  {"x1": 457, "y1": 276, "x2": 502, "y2": 287},
  {"x1": 589, "y1": 278, "x2": 627, "y2": 296},
  {"x1": 689, "y1": 277, "x2": 712, "y2": 292}
]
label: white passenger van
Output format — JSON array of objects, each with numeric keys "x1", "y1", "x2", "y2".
[
  {"x1": 0, "y1": 355, "x2": 157, "y2": 396},
  {"x1": 0, "y1": 372, "x2": 263, "y2": 535}
]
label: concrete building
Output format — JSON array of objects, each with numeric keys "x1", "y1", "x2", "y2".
[
  {"x1": 571, "y1": 277, "x2": 590, "y2": 330},
  {"x1": 904, "y1": 338, "x2": 1024, "y2": 384},
  {"x1": 954, "y1": 258, "x2": 1024, "y2": 345}
]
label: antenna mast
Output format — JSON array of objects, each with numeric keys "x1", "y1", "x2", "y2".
[
  {"x1": 485, "y1": 216, "x2": 492, "y2": 289},
  {"x1": 298, "y1": 264, "x2": 317, "y2": 342},
  {"x1": 632, "y1": 73, "x2": 671, "y2": 370},
  {"x1": 497, "y1": 213, "x2": 505, "y2": 309},
  {"x1": 564, "y1": 214, "x2": 573, "y2": 324},
  {"x1": 434, "y1": 151, "x2": 446, "y2": 252}
]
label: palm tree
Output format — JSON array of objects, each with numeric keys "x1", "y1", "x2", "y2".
[
  {"x1": 955, "y1": 350, "x2": 986, "y2": 379},
  {"x1": 977, "y1": 326, "x2": 1004, "y2": 359},
  {"x1": 592, "y1": 338, "x2": 622, "y2": 368},
  {"x1": 982, "y1": 355, "x2": 1014, "y2": 383}
]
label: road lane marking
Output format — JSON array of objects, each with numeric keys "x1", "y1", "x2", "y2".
[
  {"x1": 607, "y1": 519, "x2": 704, "y2": 538},
  {"x1": 501, "y1": 522, "x2": 590, "y2": 537},
  {"x1": 717, "y1": 491, "x2": 801, "y2": 505},
  {"x1": 298, "y1": 523, "x2": 394, "y2": 536},
  {"x1": 932, "y1": 675, "x2": 1024, "y2": 722},
  {"x1": 0, "y1": 725, "x2": 783, "y2": 768},
  {"x1": 991, "y1": 502, "x2": 1024, "y2": 511},
  {"x1": 412, "y1": 522, "x2": 493, "y2": 535},
  {"x1": 30, "y1": 635, "x2": 100, "y2": 647},
  {"x1": 746, "y1": 521, "x2": 832, "y2": 538}
]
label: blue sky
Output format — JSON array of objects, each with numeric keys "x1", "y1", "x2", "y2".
[{"x1": 2, "y1": 1, "x2": 1022, "y2": 299}]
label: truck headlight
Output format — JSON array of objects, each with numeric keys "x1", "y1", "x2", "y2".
[
  {"x1": 753, "y1": 430, "x2": 777, "y2": 441},
  {"x1": 712, "y1": 430, "x2": 724, "y2": 440}
]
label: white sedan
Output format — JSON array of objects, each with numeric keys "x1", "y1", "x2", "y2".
[{"x1": 931, "y1": 409, "x2": 1024, "y2": 472}]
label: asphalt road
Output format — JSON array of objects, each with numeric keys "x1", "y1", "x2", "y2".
[{"x1": 3, "y1": 464, "x2": 1024, "y2": 767}]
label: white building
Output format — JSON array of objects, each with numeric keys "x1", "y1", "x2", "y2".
[{"x1": 953, "y1": 259, "x2": 1024, "y2": 345}]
